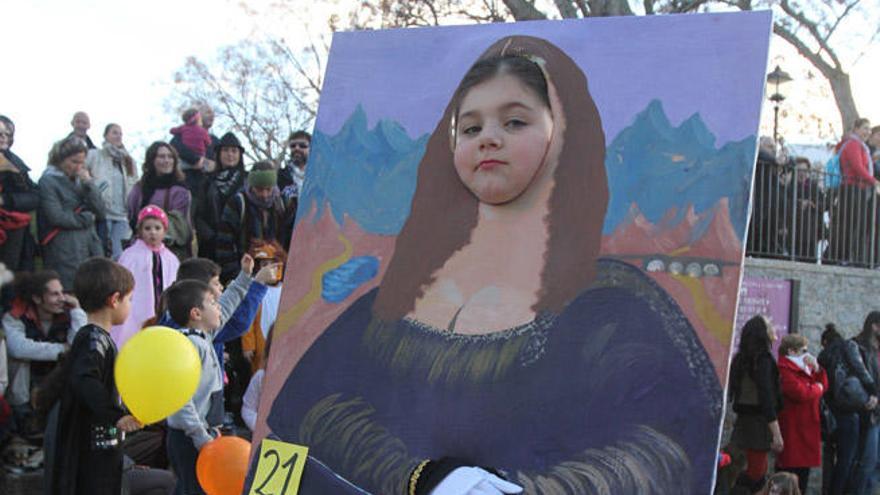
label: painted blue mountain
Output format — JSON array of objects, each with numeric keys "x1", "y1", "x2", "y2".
[
  {"x1": 301, "y1": 100, "x2": 756, "y2": 240},
  {"x1": 299, "y1": 105, "x2": 429, "y2": 234},
  {"x1": 603, "y1": 100, "x2": 755, "y2": 238}
]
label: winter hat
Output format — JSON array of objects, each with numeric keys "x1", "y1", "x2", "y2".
[
  {"x1": 214, "y1": 132, "x2": 245, "y2": 163},
  {"x1": 137, "y1": 205, "x2": 169, "y2": 229}
]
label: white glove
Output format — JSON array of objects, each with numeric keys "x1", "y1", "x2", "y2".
[{"x1": 430, "y1": 466, "x2": 523, "y2": 495}]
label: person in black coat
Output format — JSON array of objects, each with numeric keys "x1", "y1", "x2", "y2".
[
  {"x1": 195, "y1": 131, "x2": 247, "y2": 261},
  {"x1": 49, "y1": 258, "x2": 141, "y2": 495},
  {"x1": 728, "y1": 315, "x2": 784, "y2": 493},
  {"x1": 818, "y1": 323, "x2": 877, "y2": 495},
  {"x1": 0, "y1": 115, "x2": 40, "y2": 273}
]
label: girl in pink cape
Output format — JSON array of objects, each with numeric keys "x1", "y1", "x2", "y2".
[{"x1": 111, "y1": 205, "x2": 179, "y2": 348}]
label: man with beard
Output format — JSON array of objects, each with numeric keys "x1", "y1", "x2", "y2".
[
  {"x1": 2, "y1": 270, "x2": 86, "y2": 436},
  {"x1": 278, "y1": 130, "x2": 310, "y2": 212}
]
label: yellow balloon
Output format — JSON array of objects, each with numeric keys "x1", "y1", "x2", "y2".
[{"x1": 115, "y1": 326, "x2": 201, "y2": 424}]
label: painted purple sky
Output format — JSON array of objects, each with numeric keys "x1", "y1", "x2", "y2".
[{"x1": 315, "y1": 11, "x2": 772, "y2": 148}]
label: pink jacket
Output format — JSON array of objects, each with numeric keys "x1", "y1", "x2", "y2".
[{"x1": 111, "y1": 239, "x2": 179, "y2": 349}]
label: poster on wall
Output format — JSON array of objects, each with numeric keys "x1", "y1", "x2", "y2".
[
  {"x1": 249, "y1": 12, "x2": 772, "y2": 494},
  {"x1": 733, "y1": 276, "x2": 796, "y2": 354}
]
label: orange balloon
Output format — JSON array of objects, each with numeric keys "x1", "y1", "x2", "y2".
[{"x1": 196, "y1": 436, "x2": 251, "y2": 495}]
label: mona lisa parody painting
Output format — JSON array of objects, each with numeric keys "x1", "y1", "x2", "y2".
[{"x1": 250, "y1": 12, "x2": 772, "y2": 494}]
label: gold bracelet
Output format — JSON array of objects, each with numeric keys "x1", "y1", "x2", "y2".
[{"x1": 409, "y1": 459, "x2": 431, "y2": 495}]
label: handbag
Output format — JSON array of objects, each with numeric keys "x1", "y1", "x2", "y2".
[{"x1": 161, "y1": 190, "x2": 193, "y2": 259}]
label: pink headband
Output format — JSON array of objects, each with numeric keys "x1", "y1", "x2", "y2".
[
  {"x1": 187, "y1": 111, "x2": 201, "y2": 126},
  {"x1": 137, "y1": 205, "x2": 169, "y2": 229}
]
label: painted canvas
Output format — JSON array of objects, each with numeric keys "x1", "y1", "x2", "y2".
[{"x1": 250, "y1": 12, "x2": 772, "y2": 494}]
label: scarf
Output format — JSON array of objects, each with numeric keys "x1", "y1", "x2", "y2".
[
  {"x1": 102, "y1": 141, "x2": 133, "y2": 176},
  {"x1": 245, "y1": 186, "x2": 281, "y2": 210},
  {"x1": 214, "y1": 167, "x2": 244, "y2": 201},
  {"x1": 140, "y1": 172, "x2": 178, "y2": 210},
  {"x1": 786, "y1": 354, "x2": 812, "y2": 375}
]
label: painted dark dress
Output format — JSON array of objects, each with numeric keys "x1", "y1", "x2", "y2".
[{"x1": 266, "y1": 259, "x2": 722, "y2": 494}]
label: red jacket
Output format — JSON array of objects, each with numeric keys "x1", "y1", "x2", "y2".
[
  {"x1": 837, "y1": 135, "x2": 875, "y2": 187},
  {"x1": 776, "y1": 356, "x2": 828, "y2": 468}
]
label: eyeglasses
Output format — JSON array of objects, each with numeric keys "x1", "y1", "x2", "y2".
[{"x1": 290, "y1": 142, "x2": 309, "y2": 150}]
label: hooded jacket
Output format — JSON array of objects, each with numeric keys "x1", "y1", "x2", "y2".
[{"x1": 195, "y1": 132, "x2": 247, "y2": 259}]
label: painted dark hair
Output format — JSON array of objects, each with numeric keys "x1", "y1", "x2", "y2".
[
  {"x1": 373, "y1": 35, "x2": 608, "y2": 320},
  {"x1": 141, "y1": 141, "x2": 185, "y2": 183}
]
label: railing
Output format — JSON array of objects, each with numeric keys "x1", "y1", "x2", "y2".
[{"x1": 746, "y1": 158, "x2": 879, "y2": 268}]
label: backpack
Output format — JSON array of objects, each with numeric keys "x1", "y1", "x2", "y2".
[
  {"x1": 824, "y1": 149, "x2": 843, "y2": 189},
  {"x1": 829, "y1": 341, "x2": 870, "y2": 412},
  {"x1": 162, "y1": 190, "x2": 194, "y2": 260},
  {"x1": 825, "y1": 138, "x2": 857, "y2": 189}
]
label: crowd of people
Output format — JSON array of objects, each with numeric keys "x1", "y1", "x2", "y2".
[
  {"x1": 719, "y1": 313, "x2": 880, "y2": 495},
  {"x1": 748, "y1": 119, "x2": 880, "y2": 267},
  {"x1": 0, "y1": 106, "x2": 311, "y2": 493},
  {"x1": 1, "y1": 103, "x2": 878, "y2": 494}
]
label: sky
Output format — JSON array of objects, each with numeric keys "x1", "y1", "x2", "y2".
[{"x1": 3, "y1": 1, "x2": 879, "y2": 177}]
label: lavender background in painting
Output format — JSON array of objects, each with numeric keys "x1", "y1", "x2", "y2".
[{"x1": 316, "y1": 11, "x2": 772, "y2": 149}]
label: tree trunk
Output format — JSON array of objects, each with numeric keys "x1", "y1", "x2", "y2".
[
  {"x1": 588, "y1": 0, "x2": 634, "y2": 16},
  {"x1": 827, "y1": 71, "x2": 859, "y2": 133}
]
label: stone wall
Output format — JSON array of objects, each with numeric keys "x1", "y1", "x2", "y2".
[{"x1": 744, "y1": 257, "x2": 880, "y2": 353}]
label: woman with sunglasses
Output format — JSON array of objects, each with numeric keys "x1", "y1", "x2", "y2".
[{"x1": 775, "y1": 333, "x2": 827, "y2": 494}]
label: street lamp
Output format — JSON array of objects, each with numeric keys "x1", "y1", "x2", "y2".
[{"x1": 767, "y1": 65, "x2": 792, "y2": 145}]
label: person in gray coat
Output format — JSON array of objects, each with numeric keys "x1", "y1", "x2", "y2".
[{"x1": 38, "y1": 136, "x2": 105, "y2": 288}]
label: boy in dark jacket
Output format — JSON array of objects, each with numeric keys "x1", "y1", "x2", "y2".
[{"x1": 50, "y1": 257, "x2": 142, "y2": 495}]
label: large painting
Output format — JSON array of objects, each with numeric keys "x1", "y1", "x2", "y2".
[{"x1": 250, "y1": 12, "x2": 772, "y2": 494}]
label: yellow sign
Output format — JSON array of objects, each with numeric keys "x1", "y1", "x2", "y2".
[{"x1": 249, "y1": 439, "x2": 309, "y2": 495}]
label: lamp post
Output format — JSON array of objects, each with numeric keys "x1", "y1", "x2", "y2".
[{"x1": 767, "y1": 65, "x2": 792, "y2": 145}]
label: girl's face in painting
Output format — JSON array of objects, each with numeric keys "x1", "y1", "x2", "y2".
[
  {"x1": 139, "y1": 217, "x2": 166, "y2": 248},
  {"x1": 453, "y1": 73, "x2": 553, "y2": 205}
]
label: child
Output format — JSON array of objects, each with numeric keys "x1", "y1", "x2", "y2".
[
  {"x1": 112, "y1": 205, "x2": 179, "y2": 349},
  {"x1": 171, "y1": 256, "x2": 277, "y2": 427},
  {"x1": 241, "y1": 333, "x2": 271, "y2": 434},
  {"x1": 164, "y1": 279, "x2": 224, "y2": 494},
  {"x1": 170, "y1": 108, "x2": 212, "y2": 168},
  {"x1": 241, "y1": 240, "x2": 285, "y2": 373},
  {"x1": 51, "y1": 257, "x2": 141, "y2": 495},
  {"x1": 760, "y1": 472, "x2": 801, "y2": 495}
]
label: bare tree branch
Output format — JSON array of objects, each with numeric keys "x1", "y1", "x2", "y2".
[
  {"x1": 824, "y1": 0, "x2": 860, "y2": 43},
  {"x1": 777, "y1": 0, "x2": 843, "y2": 71}
]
